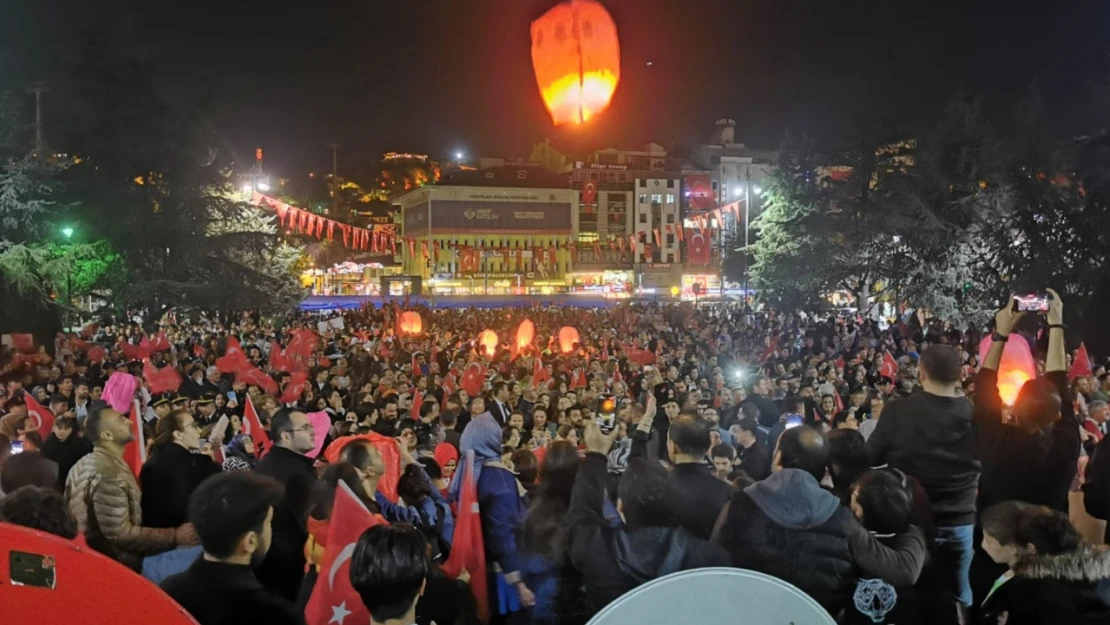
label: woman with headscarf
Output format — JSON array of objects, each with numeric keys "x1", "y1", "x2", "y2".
[
  {"x1": 222, "y1": 433, "x2": 257, "y2": 471},
  {"x1": 433, "y1": 443, "x2": 458, "y2": 499},
  {"x1": 451, "y1": 413, "x2": 531, "y2": 619}
]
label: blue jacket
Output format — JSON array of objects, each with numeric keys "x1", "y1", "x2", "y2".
[{"x1": 477, "y1": 464, "x2": 526, "y2": 578}]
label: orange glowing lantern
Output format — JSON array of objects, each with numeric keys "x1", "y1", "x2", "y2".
[
  {"x1": 531, "y1": 0, "x2": 621, "y2": 126},
  {"x1": 515, "y1": 319, "x2": 536, "y2": 353},
  {"x1": 978, "y1": 335, "x2": 1036, "y2": 406},
  {"x1": 398, "y1": 311, "x2": 423, "y2": 336},
  {"x1": 478, "y1": 330, "x2": 499, "y2": 359},
  {"x1": 558, "y1": 326, "x2": 580, "y2": 354}
]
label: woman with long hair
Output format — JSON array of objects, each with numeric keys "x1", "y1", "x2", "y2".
[
  {"x1": 979, "y1": 500, "x2": 1110, "y2": 624},
  {"x1": 520, "y1": 442, "x2": 587, "y2": 624}
]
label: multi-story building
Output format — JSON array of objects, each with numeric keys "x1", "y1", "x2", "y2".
[{"x1": 392, "y1": 164, "x2": 578, "y2": 296}]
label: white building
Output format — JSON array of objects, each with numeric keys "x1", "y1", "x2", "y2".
[{"x1": 634, "y1": 176, "x2": 682, "y2": 264}]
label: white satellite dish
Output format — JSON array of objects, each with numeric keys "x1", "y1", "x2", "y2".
[{"x1": 586, "y1": 567, "x2": 836, "y2": 625}]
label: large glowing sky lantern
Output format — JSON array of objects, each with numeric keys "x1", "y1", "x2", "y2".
[
  {"x1": 978, "y1": 335, "x2": 1037, "y2": 405},
  {"x1": 531, "y1": 0, "x2": 620, "y2": 126}
]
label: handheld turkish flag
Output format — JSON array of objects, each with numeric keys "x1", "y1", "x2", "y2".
[
  {"x1": 324, "y1": 434, "x2": 402, "y2": 502},
  {"x1": 759, "y1": 337, "x2": 780, "y2": 364},
  {"x1": 443, "y1": 451, "x2": 490, "y2": 623},
  {"x1": 143, "y1": 359, "x2": 182, "y2": 395},
  {"x1": 601, "y1": 345, "x2": 610, "y2": 362},
  {"x1": 880, "y1": 351, "x2": 899, "y2": 379},
  {"x1": 834, "y1": 392, "x2": 845, "y2": 413},
  {"x1": 123, "y1": 400, "x2": 146, "y2": 477},
  {"x1": 570, "y1": 367, "x2": 587, "y2": 389},
  {"x1": 216, "y1": 337, "x2": 247, "y2": 373},
  {"x1": 613, "y1": 364, "x2": 623, "y2": 384},
  {"x1": 279, "y1": 371, "x2": 308, "y2": 404},
  {"x1": 461, "y1": 361, "x2": 486, "y2": 397},
  {"x1": 304, "y1": 481, "x2": 389, "y2": 625},
  {"x1": 4, "y1": 332, "x2": 35, "y2": 352},
  {"x1": 1070, "y1": 343, "x2": 1093, "y2": 381},
  {"x1": 243, "y1": 395, "x2": 272, "y2": 458},
  {"x1": 87, "y1": 345, "x2": 107, "y2": 363},
  {"x1": 835, "y1": 356, "x2": 846, "y2": 370},
  {"x1": 444, "y1": 373, "x2": 458, "y2": 395},
  {"x1": 24, "y1": 393, "x2": 55, "y2": 440},
  {"x1": 237, "y1": 364, "x2": 278, "y2": 395},
  {"x1": 270, "y1": 341, "x2": 296, "y2": 373},
  {"x1": 410, "y1": 390, "x2": 423, "y2": 421},
  {"x1": 287, "y1": 329, "x2": 318, "y2": 360},
  {"x1": 533, "y1": 354, "x2": 550, "y2": 385}
]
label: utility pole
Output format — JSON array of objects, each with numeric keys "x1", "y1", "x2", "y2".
[
  {"x1": 327, "y1": 143, "x2": 342, "y2": 216},
  {"x1": 25, "y1": 82, "x2": 49, "y2": 156}
]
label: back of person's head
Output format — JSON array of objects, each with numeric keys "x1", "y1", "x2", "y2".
[
  {"x1": 0, "y1": 451, "x2": 59, "y2": 494},
  {"x1": 339, "y1": 440, "x2": 380, "y2": 472},
  {"x1": 740, "y1": 402, "x2": 761, "y2": 423},
  {"x1": 782, "y1": 395, "x2": 802, "y2": 414},
  {"x1": 440, "y1": 410, "x2": 457, "y2": 426},
  {"x1": 668, "y1": 411, "x2": 712, "y2": 457},
  {"x1": 314, "y1": 462, "x2": 375, "y2": 519},
  {"x1": 396, "y1": 463, "x2": 433, "y2": 503},
  {"x1": 538, "y1": 440, "x2": 579, "y2": 497},
  {"x1": 776, "y1": 425, "x2": 829, "y2": 481},
  {"x1": 735, "y1": 415, "x2": 759, "y2": 436},
  {"x1": 852, "y1": 469, "x2": 914, "y2": 535},
  {"x1": 825, "y1": 429, "x2": 869, "y2": 492},
  {"x1": 1012, "y1": 378, "x2": 1063, "y2": 432},
  {"x1": 981, "y1": 501, "x2": 1081, "y2": 556},
  {"x1": 920, "y1": 345, "x2": 961, "y2": 385},
  {"x1": 188, "y1": 471, "x2": 284, "y2": 562},
  {"x1": 617, "y1": 457, "x2": 678, "y2": 528},
  {"x1": 0, "y1": 485, "x2": 77, "y2": 539},
  {"x1": 511, "y1": 448, "x2": 539, "y2": 485},
  {"x1": 350, "y1": 524, "x2": 428, "y2": 623}
]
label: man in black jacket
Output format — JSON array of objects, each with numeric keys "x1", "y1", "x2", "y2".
[
  {"x1": 713, "y1": 426, "x2": 927, "y2": 616},
  {"x1": 162, "y1": 471, "x2": 303, "y2": 625},
  {"x1": 566, "y1": 421, "x2": 728, "y2": 615},
  {"x1": 741, "y1": 375, "x2": 781, "y2": 428},
  {"x1": 667, "y1": 411, "x2": 731, "y2": 539},
  {"x1": 868, "y1": 344, "x2": 979, "y2": 610},
  {"x1": 253, "y1": 408, "x2": 317, "y2": 601}
]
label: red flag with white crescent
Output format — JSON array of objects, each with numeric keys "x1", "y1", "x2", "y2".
[
  {"x1": 461, "y1": 361, "x2": 486, "y2": 397},
  {"x1": 1070, "y1": 343, "x2": 1093, "y2": 382},
  {"x1": 442, "y1": 451, "x2": 490, "y2": 623},
  {"x1": 243, "y1": 395, "x2": 273, "y2": 457},
  {"x1": 880, "y1": 351, "x2": 899, "y2": 379},
  {"x1": 24, "y1": 393, "x2": 55, "y2": 440},
  {"x1": 304, "y1": 480, "x2": 389, "y2": 625},
  {"x1": 123, "y1": 400, "x2": 146, "y2": 477}
]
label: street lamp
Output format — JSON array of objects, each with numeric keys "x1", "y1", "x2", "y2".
[
  {"x1": 454, "y1": 150, "x2": 465, "y2": 162},
  {"x1": 733, "y1": 187, "x2": 743, "y2": 198}
]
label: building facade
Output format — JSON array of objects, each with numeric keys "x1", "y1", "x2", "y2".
[{"x1": 393, "y1": 165, "x2": 578, "y2": 295}]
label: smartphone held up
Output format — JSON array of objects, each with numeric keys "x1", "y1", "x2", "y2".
[
  {"x1": 596, "y1": 394, "x2": 618, "y2": 434},
  {"x1": 1013, "y1": 293, "x2": 1051, "y2": 313}
]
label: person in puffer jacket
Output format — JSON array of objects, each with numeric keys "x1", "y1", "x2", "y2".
[{"x1": 712, "y1": 426, "x2": 928, "y2": 617}]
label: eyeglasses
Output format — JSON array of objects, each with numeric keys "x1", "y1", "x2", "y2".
[
  {"x1": 182, "y1": 422, "x2": 200, "y2": 432},
  {"x1": 294, "y1": 423, "x2": 314, "y2": 433}
]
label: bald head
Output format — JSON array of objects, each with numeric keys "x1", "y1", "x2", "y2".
[{"x1": 775, "y1": 425, "x2": 829, "y2": 480}]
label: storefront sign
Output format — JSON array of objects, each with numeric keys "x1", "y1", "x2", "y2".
[{"x1": 430, "y1": 200, "x2": 572, "y2": 234}]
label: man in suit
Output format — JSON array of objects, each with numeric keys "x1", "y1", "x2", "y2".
[{"x1": 489, "y1": 382, "x2": 511, "y2": 426}]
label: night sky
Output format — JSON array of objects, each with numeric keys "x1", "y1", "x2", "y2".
[{"x1": 3, "y1": 0, "x2": 1109, "y2": 175}]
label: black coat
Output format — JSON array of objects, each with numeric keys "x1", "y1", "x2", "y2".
[
  {"x1": 671, "y1": 462, "x2": 731, "y2": 540},
  {"x1": 565, "y1": 453, "x2": 729, "y2": 614},
  {"x1": 868, "y1": 389, "x2": 980, "y2": 527},
  {"x1": 975, "y1": 369, "x2": 1080, "y2": 515},
  {"x1": 139, "y1": 443, "x2": 220, "y2": 528},
  {"x1": 161, "y1": 558, "x2": 305, "y2": 625},
  {"x1": 253, "y1": 446, "x2": 318, "y2": 601},
  {"x1": 741, "y1": 394, "x2": 781, "y2": 428},
  {"x1": 979, "y1": 548, "x2": 1110, "y2": 625},
  {"x1": 41, "y1": 432, "x2": 91, "y2": 490},
  {"x1": 1084, "y1": 434, "x2": 1110, "y2": 542},
  {"x1": 737, "y1": 441, "x2": 771, "y2": 481}
]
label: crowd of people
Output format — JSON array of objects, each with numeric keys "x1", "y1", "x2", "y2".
[{"x1": 2, "y1": 291, "x2": 1110, "y2": 625}]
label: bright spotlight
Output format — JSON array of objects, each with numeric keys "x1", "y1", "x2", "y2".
[
  {"x1": 754, "y1": 186, "x2": 763, "y2": 196},
  {"x1": 240, "y1": 184, "x2": 253, "y2": 194},
  {"x1": 256, "y1": 181, "x2": 271, "y2": 192}
]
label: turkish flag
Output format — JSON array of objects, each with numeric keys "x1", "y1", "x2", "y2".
[
  {"x1": 533, "y1": 354, "x2": 550, "y2": 385},
  {"x1": 149, "y1": 332, "x2": 171, "y2": 353},
  {"x1": 5, "y1": 333, "x2": 35, "y2": 352},
  {"x1": 87, "y1": 346, "x2": 107, "y2": 363},
  {"x1": 1070, "y1": 343, "x2": 1093, "y2": 381},
  {"x1": 217, "y1": 337, "x2": 248, "y2": 373},
  {"x1": 443, "y1": 373, "x2": 457, "y2": 396},
  {"x1": 834, "y1": 392, "x2": 845, "y2": 413},
  {"x1": 582, "y1": 180, "x2": 597, "y2": 204},
  {"x1": 653, "y1": 228, "x2": 662, "y2": 248},
  {"x1": 835, "y1": 356, "x2": 846, "y2": 370},
  {"x1": 279, "y1": 371, "x2": 308, "y2": 404},
  {"x1": 613, "y1": 364, "x2": 623, "y2": 384},
  {"x1": 460, "y1": 248, "x2": 479, "y2": 273},
  {"x1": 24, "y1": 393, "x2": 55, "y2": 440},
  {"x1": 570, "y1": 367, "x2": 587, "y2": 389},
  {"x1": 685, "y1": 229, "x2": 710, "y2": 265},
  {"x1": 622, "y1": 346, "x2": 657, "y2": 366},
  {"x1": 123, "y1": 401, "x2": 146, "y2": 478},
  {"x1": 243, "y1": 395, "x2": 273, "y2": 457},
  {"x1": 461, "y1": 361, "x2": 486, "y2": 397},
  {"x1": 880, "y1": 351, "x2": 899, "y2": 379},
  {"x1": 270, "y1": 341, "x2": 297, "y2": 373},
  {"x1": 442, "y1": 451, "x2": 490, "y2": 623},
  {"x1": 120, "y1": 337, "x2": 151, "y2": 361},
  {"x1": 143, "y1": 358, "x2": 182, "y2": 395},
  {"x1": 304, "y1": 481, "x2": 389, "y2": 625},
  {"x1": 287, "y1": 329, "x2": 318, "y2": 360},
  {"x1": 410, "y1": 389, "x2": 423, "y2": 421},
  {"x1": 237, "y1": 364, "x2": 278, "y2": 395}
]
